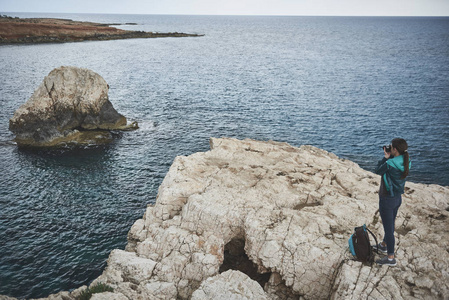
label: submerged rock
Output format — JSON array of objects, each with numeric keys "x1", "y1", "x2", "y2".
[
  {"x1": 5, "y1": 138, "x2": 449, "y2": 299},
  {"x1": 9, "y1": 66, "x2": 137, "y2": 147}
]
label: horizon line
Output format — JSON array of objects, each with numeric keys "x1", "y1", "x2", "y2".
[{"x1": 2, "y1": 11, "x2": 449, "y2": 18}]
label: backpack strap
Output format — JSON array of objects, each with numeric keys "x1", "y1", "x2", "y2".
[{"x1": 365, "y1": 227, "x2": 379, "y2": 254}]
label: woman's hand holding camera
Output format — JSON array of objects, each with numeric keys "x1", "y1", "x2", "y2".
[{"x1": 383, "y1": 145, "x2": 392, "y2": 159}]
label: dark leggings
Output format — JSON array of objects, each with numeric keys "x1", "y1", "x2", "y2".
[{"x1": 379, "y1": 194, "x2": 402, "y2": 255}]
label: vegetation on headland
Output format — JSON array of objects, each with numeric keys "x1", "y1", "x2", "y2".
[{"x1": 0, "y1": 15, "x2": 204, "y2": 44}]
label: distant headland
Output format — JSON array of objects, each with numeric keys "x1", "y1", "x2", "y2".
[{"x1": 0, "y1": 15, "x2": 204, "y2": 44}]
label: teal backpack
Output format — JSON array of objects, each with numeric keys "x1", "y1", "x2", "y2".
[{"x1": 348, "y1": 224, "x2": 378, "y2": 263}]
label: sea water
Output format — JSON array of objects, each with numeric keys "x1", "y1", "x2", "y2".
[{"x1": 0, "y1": 13, "x2": 448, "y2": 298}]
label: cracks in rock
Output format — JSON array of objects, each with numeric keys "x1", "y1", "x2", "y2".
[
  {"x1": 209, "y1": 138, "x2": 223, "y2": 150},
  {"x1": 281, "y1": 216, "x2": 294, "y2": 248},
  {"x1": 245, "y1": 147, "x2": 262, "y2": 153},
  {"x1": 192, "y1": 206, "x2": 206, "y2": 236},
  {"x1": 327, "y1": 254, "x2": 348, "y2": 299},
  {"x1": 369, "y1": 209, "x2": 380, "y2": 228},
  {"x1": 293, "y1": 201, "x2": 322, "y2": 211},
  {"x1": 330, "y1": 173, "x2": 353, "y2": 198},
  {"x1": 398, "y1": 277, "x2": 412, "y2": 300},
  {"x1": 291, "y1": 170, "x2": 332, "y2": 211},
  {"x1": 72, "y1": 95, "x2": 84, "y2": 125},
  {"x1": 293, "y1": 191, "x2": 324, "y2": 211},
  {"x1": 328, "y1": 240, "x2": 393, "y2": 299},
  {"x1": 404, "y1": 187, "x2": 415, "y2": 195},
  {"x1": 428, "y1": 211, "x2": 448, "y2": 221},
  {"x1": 329, "y1": 224, "x2": 348, "y2": 236},
  {"x1": 287, "y1": 176, "x2": 307, "y2": 188},
  {"x1": 176, "y1": 166, "x2": 225, "y2": 228},
  {"x1": 45, "y1": 81, "x2": 59, "y2": 118},
  {"x1": 199, "y1": 166, "x2": 223, "y2": 195},
  {"x1": 359, "y1": 263, "x2": 376, "y2": 296},
  {"x1": 266, "y1": 272, "x2": 302, "y2": 300},
  {"x1": 45, "y1": 80, "x2": 55, "y2": 101},
  {"x1": 164, "y1": 196, "x2": 189, "y2": 221},
  {"x1": 179, "y1": 250, "x2": 191, "y2": 278},
  {"x1": 366, "y1": 267, "x2": 390, "y2": 299},
  {"x1": 396, "y1": 214, "x2": 412, "y2": 236},
  {"x1": 43, "y1": 78, "x2": 86, "y2": 134},
  {"x1": 318, "y1": 169, "x2": 332, "y2": 190},
  {"x1": 280, "y1": 216, "x2": 296, "y2": 268},
  {"x1": 266, "y1": 211, "x2": 288, "y2": 230},
  {"x1": 252, "y1": 172, "x2": 269, "y2": 188}
]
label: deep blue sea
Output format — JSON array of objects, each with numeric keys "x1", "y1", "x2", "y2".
[{"x1": 0, "y1": 13, "x2": 448, "y2": 299}]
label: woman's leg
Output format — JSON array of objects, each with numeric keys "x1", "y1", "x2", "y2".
[
  {"x1": 379, "y1": 204, "x2": 396, "y2": 255},
  {"x1": 392, "y1": 195, "x2": 402, "y2": 223},
  {"x1": 379, "y1": 195, "x2": 402, "y2": 256}
]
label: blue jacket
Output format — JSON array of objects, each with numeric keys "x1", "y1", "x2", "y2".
[{"x1": 375, "y1": 155, "x2": 411, "y2": 197}]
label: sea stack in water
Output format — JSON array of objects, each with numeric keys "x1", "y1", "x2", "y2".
[{"x1": 9, "y1": 66, "x2": 137, "y2": 147}]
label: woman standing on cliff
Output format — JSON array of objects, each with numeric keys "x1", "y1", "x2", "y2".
[{"x1": 374, "y1": 138, "x2": 411, "y2": 266}]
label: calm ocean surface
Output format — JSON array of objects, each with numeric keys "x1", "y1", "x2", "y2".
[{"x1": 0, "y1": 13, "x2": 448, "y2": 298}]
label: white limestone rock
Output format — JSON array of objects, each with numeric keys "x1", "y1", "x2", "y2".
[
  {"x1": 90, "y1": 292, "x2": 128, "y2": 300},
  {"x1": 25, "y1": 137, "x2": 449, "y2": 300},
  {"x1": 102, "y1": 249, "x2": 157, "y2": 284},
  {"x1": 191, "y1": 270, "x2": 268, "y2": 300},
  {"x1": 117, "y1": 138, "x2": 449, "y2": 299}
]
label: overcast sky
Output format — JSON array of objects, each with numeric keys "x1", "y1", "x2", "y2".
[{"x1": 1, "y1": 0, "x2": 449, "y2": 16}]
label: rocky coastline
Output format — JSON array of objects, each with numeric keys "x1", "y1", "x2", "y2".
[
  {"x1": 0, "y1": 15, "x2": 203, "y2": 45},
  {"x1": 2, "y1": 137, "x2": 447, "y2": 299}
]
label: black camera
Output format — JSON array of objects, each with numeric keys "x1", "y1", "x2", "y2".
[{"x1": 383, "y1": 145, "x2": 391, "y2": 152}]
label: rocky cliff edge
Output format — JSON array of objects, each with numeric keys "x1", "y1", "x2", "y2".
[{"x1": 19, "y1": 138, "x2": 449, "y2": 299}]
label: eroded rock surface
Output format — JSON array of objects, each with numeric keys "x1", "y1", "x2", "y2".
[
  {"x1": 9, "y1": 66, "x2": 136, "y2": 147},
  {"x1": 191, "y1": 270, "x2": 268, "y2": 300},
  {"x1": 7, "y1": 137, "x2": 449, "y2": 299},
  {"x1": 96, "y1": 138, "x2": 448, "y2": 299}
]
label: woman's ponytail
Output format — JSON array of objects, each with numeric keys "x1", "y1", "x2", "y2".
[{"x1": 391, "y1": 138, "x2": 409, "y2": 179}]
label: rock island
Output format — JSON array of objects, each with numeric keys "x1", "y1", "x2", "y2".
[
  {"x1": 0, "y1": 15, "x2": 203, "y2": 44},
  {"x1": 9, "y1": 66, "x2": 138, "y2": 147}
]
